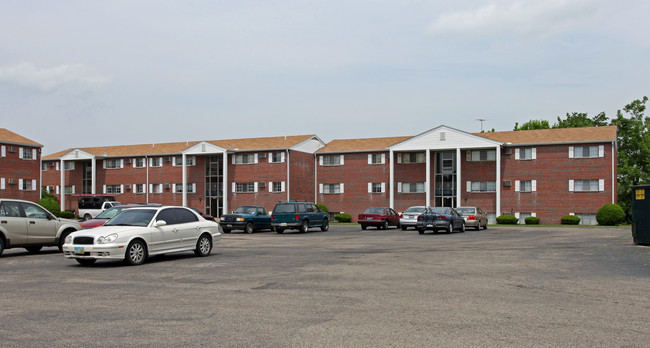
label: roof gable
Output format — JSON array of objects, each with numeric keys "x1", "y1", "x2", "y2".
[
  {"x1": 0, "y1": 128, "x2": 42, "y2": 147},
  {"x1": 389, "y1": 125, "x2": 501, "y2": 151}
]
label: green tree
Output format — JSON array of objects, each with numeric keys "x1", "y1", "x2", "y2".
[
  {"x1": 513, "y1": 119, "x2": 550, "y2": 131},
  {"x1": 610, "y1": 96, "x2": 650, "y2": 220},
  {"x1": 554, "y1": 112, "x2": 609, "y2": 128}
]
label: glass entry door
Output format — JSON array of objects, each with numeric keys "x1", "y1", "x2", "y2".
[
  {"x1": 205, "y1": 155, "x2": 223, "y2": 218},
  {"x1": 434, "y1": 151, "x2": 456, "y2": 207}
]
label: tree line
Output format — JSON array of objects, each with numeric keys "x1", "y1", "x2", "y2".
[{"x1": 512, "y1": 96, "x2": 649, "y2": 221}]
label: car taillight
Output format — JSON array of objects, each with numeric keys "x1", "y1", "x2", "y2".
[
  {"x1": 467, "y1": 215, "x2": 476, "y2": 220},
  {"x1": 271, "y1": 215, "x2": 274, "y2": 221},
  {"x1": 437, "y1": 216, "x2": 446, "y2": 220},
  {"x1": 400, "y1": 214, "x2": 403, "y2": 218},
  {"x1": 296, "y1": 214, "x2": 300, "y2": 220},
  {"x1": 417, "y1": 215, "x2": 423, "y2": 221}
]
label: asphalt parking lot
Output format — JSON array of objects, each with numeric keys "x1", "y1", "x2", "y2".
[{"x1": 1, "y1": 224, "x2": 649, "y2": 347}]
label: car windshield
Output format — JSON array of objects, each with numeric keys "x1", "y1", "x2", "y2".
[
  {"x1": 431, "y1": 207, "x2": 451, "y2": 214},
  {"x1": 364, "y1": 208, "x2": 385, "y2": 214},
  {"x1": 95, "y1": 207, "x2": 127, "y2": 219},
  {"x1": 456, "y1": 208, "x2": 475, "y2": 215},
  {"x1": 404, "y1": 207, "x2": 426, "y2": 213},
  {"x1": 105, "y1": 209, "x2": 157, "y2": 227},
  {"x1": 273, "y1": 204, "x2": 295, "y2": 213},
  {"x1": 234, "y1": 206, "x2": 257, "y2": 214}
]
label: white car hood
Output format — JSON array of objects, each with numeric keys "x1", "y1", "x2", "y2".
[{"x1": 72, "y1": 225, "x2": 147, "y2": 237}]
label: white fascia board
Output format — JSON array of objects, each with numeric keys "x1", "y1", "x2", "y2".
[
  {"x1": 182, "y1": 141, "x2": 228, "y2": 155},
  {"x1": 388, "y1": 125, "x2": 502, "y2": 151},
  {"x1": 290, "y1": 136, "x2": 326, "y2": 154},
  {"x1": 58, "y1": 149, "x2": 96, "y2": 160},
  {"x1": 501, "y1": 140, "x2": 616, "y2": 147}
]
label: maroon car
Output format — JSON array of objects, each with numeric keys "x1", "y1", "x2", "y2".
[
  {"x1": 358, "y1": 207, "x2": 401, "y2": 230},
  {"x1": 80, "y1": 204, "x2": 161, "y2": 229}
]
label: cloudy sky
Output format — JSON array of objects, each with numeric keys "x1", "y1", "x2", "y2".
[{"x1": 1, "y1": 0, "x2": 648, "y2": 154}]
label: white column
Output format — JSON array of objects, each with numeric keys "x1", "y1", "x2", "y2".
[
  {"x1": 182, "y1": 153, "x2": 187, "y2": 207},
  {"x1": 285, "y1": 150, "x2": 290, "y2": 201},
  {"x1": 496, "y1": 145, "x2": 501, "y2": 216},
  {"x1": 425, "y1": 150, "x2": 431, "y2": 206},
  {"x1": 60, "y1": 159, "x2": 65, "y2": 211},
  {"x1": 456, "y1": 147, "x2": 461, "y2": 208},
  {"x1": 389, "y1": 150, "x2": 395, "y2": 208},
  {"x1": 91, "y1": 157, "x2": 96, "y2": 194},
  {"x1": 222, "y1": 152, "x2": 228, "y2": 215}
]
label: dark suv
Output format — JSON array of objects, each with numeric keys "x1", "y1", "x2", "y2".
[{"x1": 271, "y1": 201, "x2": 329, "y2": 234}]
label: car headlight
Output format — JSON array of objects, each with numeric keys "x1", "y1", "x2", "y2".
[
  {"x1": 235, "y1": 217, "x2": 245, "y2": 222},
  {"x1": 97, "y1": 233, "x2": 118, "y2": 244},
  {"x1": 65, "y1": 235, "x2": 73, "y2": 244}
]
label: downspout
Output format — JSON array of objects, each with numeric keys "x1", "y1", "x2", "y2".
[
  {"x1": 314, "y1": 153, "x2": 318, "y2": 204},
  {"x1": 286, "y1": 149, "x2": 290, "y2": 201},
  {"x1": 496, "y1": 144, "x2": 501, "y2": 217},
  {"x1": 612, "y1": 142, "x2": 616, "y2": 204},
  {"x1": 456, "y1": 147, "x2": 461, "y2": 208},
  {"x1": 60, "y1": 159, "x2": 65, "y2": 212},
  {"x1": 145, "y1": 156, "x2": 149, "y2": 204}
]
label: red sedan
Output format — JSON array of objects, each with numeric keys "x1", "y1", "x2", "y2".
[{"x1": 358, "y1": 207, "x2": 401, "y2": 230}]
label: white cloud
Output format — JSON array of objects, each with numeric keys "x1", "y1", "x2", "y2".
[
  {"x1": 0, "y1": 62, "x2": 108, "y2": 92},
  {"x1": 428, "y1": 0, "x2": 598, "y2": 38}
]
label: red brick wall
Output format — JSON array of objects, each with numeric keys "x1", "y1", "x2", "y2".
[
  {"x1": 460, "y1": 150, "x2": 497, "y2": 214},
  {"x1": 229, "y1": 151, "x2": 290, "y2": 213},
  {"x1": 289, "y1": 150, "x2": 316, "y2": 202},
  {"x1": 0, "y1": 144, "x2": 41, "y2": 202}
]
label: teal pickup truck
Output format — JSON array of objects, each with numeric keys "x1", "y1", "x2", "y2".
[
  {"x1": 270, "y1": 201, "x2": 329, "y2": 234},
  {"x1": 219, "y1": 206, "x2": 273, "y2": 233}
]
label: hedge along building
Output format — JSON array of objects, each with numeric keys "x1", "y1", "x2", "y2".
[
  {"x1": 41, "y1": 135, "x2": 325, "y2": 216},
  {"x1": 0, "y1": 129, "x2": 43, "y2": 202},
  {"x1": 315, "y1": 125, "x2": 618, "y2": 225}
]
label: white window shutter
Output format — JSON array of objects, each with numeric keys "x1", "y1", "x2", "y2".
[
  {"x1": 254, "y1": 153, "x2": 258, "y2": 164},
  {"x1": 268, "y1": 153, "x2": 272, "y2": 163},
  {"x1": 340, "y1": 155, "x2": 344, "y2": 165},
  {"x1": 569, "y1": 180, "x2": 574, "y2": 192},
  {"x1": 232, "y1": 183, "x2": 236, "y2": 193},
  {"x1": 568, "y1": 146, "x2": 574, "y2": 158},
  {"x1": 319, "y1": 183, "x2": 323, "y2": 193},
  {"x1": 599, "y1": 145, "x2": 605, "y2": 158},
  {"x1": 340, "y1": 183, "x2": 344, "y2": 193},
  {"x1": 191, "y1": 183, "x2": 196, "y2": 193},
  {"x1": 397, "y1": 153, "x2": 402, "y2": 163},
  {"x1": 514, "y1": 180, "x2": 520, "y2": 192},
  {"x1": 280, "y1": 152, "x2": 285, "y2": 162},
  {"x1": 0, "y1": 178, "x2": 4, "y2": 190},
  {"x1": 397, "y1": 182, "x2": 403, "y2": 193},
  {"x1": 532, "y1": 180, "x2": 537, "y2": 192},
  {"x1": 133, "y1": 159, "x2": 136, "y2": 168},
  {"x1": 56, "y1": 162, "x2": 60, "y2": 170},
  {"x1": 172, "y1": 184, "x2": 177, "y2": 193},
  {"x1": 514, "y1": 148, "x2": 520, "y2": 160},
  {"x1": 103, "y1": 185, "x2": 107, "y2": 194},
  {"x1": 467, "y1": 181, "x2": 472, "y2": 192},
  {"x1": 368, "y1": 154, "x2": 372, "y2": 165},
  {"x1": 120, "y1": 159, "x2": 124, "y2": 168},
  {"x1": 254, "y1": 182, "x2": 259, "y2": 193},
  {"x1": 32, "y1": 149, "x2": 37, "y2": 160},
  {"x1": 368, "y1": 183, "x2": 372, "y2": 193},
  {"x1": 532, "y1": 148, "x2": 537, "y2": 159},
  {"x1": 232, "y1": 156, "x2": 235, "y2": 165},
  {"x1": 120, "y1": 185, "x2": 124, "y2": 194},
  {"x1": 514, "y1": 212, "x2": 520, "y2": 219},
  {"x1": 466, "y1": 151, "x2": 471, "y2": 161},
  {"x1": 599, "y1": 179, "x2": 605, "y2": 192},
  {"x1": 18, "y1": 179, "x2": 23, "y2": 190},
  {"x1": 149, "y1": 184, "x2": 153, "y2": 193},
  {"x1": 32, "y1": 179, "x2": 37, "y2": 191},
  {"x1": 569, "y1": 212, "x2": 575, "y2": 216},
  {"x1": 381, "y1": 153, "x2": 386, "y2": 164},
  {"x1": 381, "y1": 182, "x2": 385, "y2": 193},
  {"x1": 19, "y1": 148, "x2": 24, "y2": 159},
  {"x1": 281, "y1": 181, "x2": 285, "y2": 192},
  {"x1": 319, "y1": 156, "x2": 323, "y2": 166},
  {"x1": 1, "y1": 145, "x2": 5, "y2": 157},
  {"x1": 56, "y1": 186, "x2": 60, "y2": 194},
  {"x1": 267, "y1": 182, "x2": 272, "y2": 192}
]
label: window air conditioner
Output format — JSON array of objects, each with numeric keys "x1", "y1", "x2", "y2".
[
  {"x1": 164, "y1": 183, "x2": 171, "y2": 189},
  {"x1": 504, "y1": 148, "x2": 512, "y2": 155},
  {"x1": 503, "y1": 180, "x2": 512, "y2": 187}
]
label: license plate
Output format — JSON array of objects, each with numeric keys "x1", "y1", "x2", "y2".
[
  {"x1": 226, "y1": 224, "x2": 232, "y2": 228},
  {"x1": 427, "y1": 224, "x2": 433, "y2": 228},
  {"x1": 280, "y1": 223, "x2": 287, "y2": 226},
  {"x1": 366, "y1": 217, "x2": 373, "y2": 220},
  {"x1": 74, "y1": 246, "x2": 85, "y2": 254}
]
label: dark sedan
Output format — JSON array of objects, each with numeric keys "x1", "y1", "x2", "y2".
[
  {"x1": 358, "y1": 207, "x2": 401, "y2": 230},
  {"x1": 416, "y1": 207, "x2": 465, "y2": 234}
]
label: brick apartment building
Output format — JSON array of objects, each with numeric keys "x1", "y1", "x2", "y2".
[
  {"x1": 41, "y1": 125, "x2": 617, "y2": 225},
  {"x1": 0, "y1": 129, "x2": 43, "y2": 202}
]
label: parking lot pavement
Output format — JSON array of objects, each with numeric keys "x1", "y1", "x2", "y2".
[{"x1": 1, "y1": 225, "x2": 649, "y2": 347}]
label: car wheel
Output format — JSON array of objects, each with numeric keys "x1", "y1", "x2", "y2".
[
  {"x1": 381, "y1": 221, "x2": 388, "y2": 230},
  {"x1": 483, "y1": 222, "x2": 488, "y2": 230},
  {"x1": 58, "y1": 230, "x2": 73, "y2": 252},
  {"x1": 124, "y1": 240, "x2": 147, "y2": 266},
  {"x1": 446, "y1": 224, "x2": 453, "y2": 234},
  {"x1": 195, "y1": 234, "x2": 212, "y2": 257},
  {"x1": 418, "y1": 228, "x2": 424, "y2": 235},
  {"x1": 245, "y1": 222, "x2": 254, "y2": 234},
  {"x1": 83, "y1": 213, "x2": 92, "y2": 221},
  {"x1": 396, "y1": 222, "x2": 401, "y2": 230},
  {"x1": 0, "y1": 238, "x2": 5, "y2": 256},
  {"x1": 361, "y1": 224, "x2": 367, "y2": 230},
  {"x1": 223, "y1": 229, "x2": 231, "y2": 234},
  {"x1": 25, "y1": 246, "x2": 42, "y2": 253},
  {"x1": 76, "y1": 258, "x2": 96, "y2": 266},
  {"x1": 401, "y1": 225, "x2": 407, "y2": 231},
  {"x1": 276, "y1": 228, "x2": 284, "y2": 234},
  {"x1": 460, "y1": 222, "x2": 466, "y2": 233},
  {"x1": 475, "y1": 223, "x2": 481, "y2": 231},
  {"x1": 320, "y1": 219, "x2": 329, "y2": 231},
  {"x1": 299, "y1": 220, "x2": 309, "y2": 233}
]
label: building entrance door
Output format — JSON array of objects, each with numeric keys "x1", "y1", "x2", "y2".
[
  {"x1": 434, "y1": 151, "x2": 457, "y2": 207},
  {"x1": 205, "y1": 155, "x2": 223, "y2": 218}
]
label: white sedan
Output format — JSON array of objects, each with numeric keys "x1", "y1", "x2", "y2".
[{"x1": 63, "y1": 206, "x2": 222, "y2": 266}]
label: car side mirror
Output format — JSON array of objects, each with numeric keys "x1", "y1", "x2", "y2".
[{"x1": 154, "y1": 220, "x2": 167, "y2": 227}]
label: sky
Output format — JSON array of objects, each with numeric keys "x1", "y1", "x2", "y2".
[{"x1": 1, "y1": 0, "x2": 648, "y2": 155}]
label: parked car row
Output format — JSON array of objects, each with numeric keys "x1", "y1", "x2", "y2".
[{"x1": 357, "y1": 205, "x2": 488, "y2": 234}]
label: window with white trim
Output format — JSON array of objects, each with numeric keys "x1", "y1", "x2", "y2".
[
  {"x1": 64, "y1": 162, "x2": 75, "y2": 171},
  {"x1": 134, "y1": 184, "x2": 146, "y2": 194},
  {"x1": 270, "y1": 152, "x2": 285, "y2": 163},
  {"x1": 20, "y1": 179, "x2": 36, "y2": 191},
  {"x1": 150, "y1": 184, "x2": 163, "y2": 194},
  {"x1": 41, "y1": 163, "x2": 48, "y2": 171},
  {"x1": 321, "y1": 183, "x2": 344, "y2": 194},
  {"x1": 234, "y1": 154, "x2": 257, "y2": 165},
  {"x1": 174, "y1": 183, "x2": 196, "y2": 193},
  {"x1": 575, "y1": 213, "x2": 597, "y2": 225},
  {"x1": 20, "y1": 148, "x2": 35, "y2": 160},
  {"x1": 173, "y1": 156, "x2": 196, "y2": 166},
  {"x1": 368, "y1": 153, "x2": 386, "y2": 165},
  {"x1": 398, "y1": 152, "x2": 425, "y2": 164},
  {"x1": 518, "y1": 212, "x2": 534, "y2": 224},
  {"x1": 368, "y1": 183, "x2": 385, "y2": 193},
  {"x1": 104, "y1": 159, "x2": 123, "y2": 169},
  {"x1": 515, "y1": 148, "x2": 536, "y2": 160},
  {"x1": 64, "y1": 185, "x2": 76, "y2": 194},
  {"x1": 569, "y1": 179, "x2": 604, "y2": 192},
  {"x1": 572, "y1": 145, "x2": 602, "y2": 158},
  {"x1": 236, "y1": 182, "x2": 256, "y2": 193},
  {"x1": 270, "y1": 182, "x2": 285, "y2": 193},
  {"x1": 467, "y1": 150, "x2": 496, "y2": 161},
  {"x1": 134, "y1": 158, "x2": 146, "y2": 168},
  {"x1": 398, "y1": 182, "x2": 425, "y2": 193},
  {"x1": 467, "y1": 181, "x2": 496, "y2": 192},
  {"x1": 150, "y1": 158, "x2": 163, "y2": 167},
  {"x1": 104, "y1": 185, "x2": 122, "y2": 194},
  {"x1": 320, "y1": 155, "x2": 343, "y2": 166},
  {"x1": 515, "y1": 180, "x2": 536, "y2": 192}
]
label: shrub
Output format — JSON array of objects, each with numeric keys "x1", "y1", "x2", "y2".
[
  {"x1": 38, "y1": 196, "x2": 60, "y2": 215},
  {"x1": 525, "y1": 217, "x2": 540, "y2": 225},
  {"x1": 561, "y1": 215, "x2": 581, "y2": 225},
  {"x1": 59, "y1": 211, "x2": 75, "y2": 219},
  {"x1": 316, "y1": 204, "x2": 329, "y2": 213},
  {"x1": 496, "y1": 215, "x2": 518, "y2": 224},
  {"x1": 596, "y1": 204, "x2": 626, "y2": 226},
  {"x1": 334, "y1": 213, "x2": 352, "y2": 223}
]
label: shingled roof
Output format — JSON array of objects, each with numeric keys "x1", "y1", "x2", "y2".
[
  {"x1": 317, "y1": 136, "x2": 412, "y2": 153},
  {"x1": 0, "y1": 128, "x2": 42, "y2": 147},
  {"x1": 43, "y1": 135, "x2": 318, "y2": 160},
  {"x1": 475, "y1": 126, "x2": 617, "y2": 145}
]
